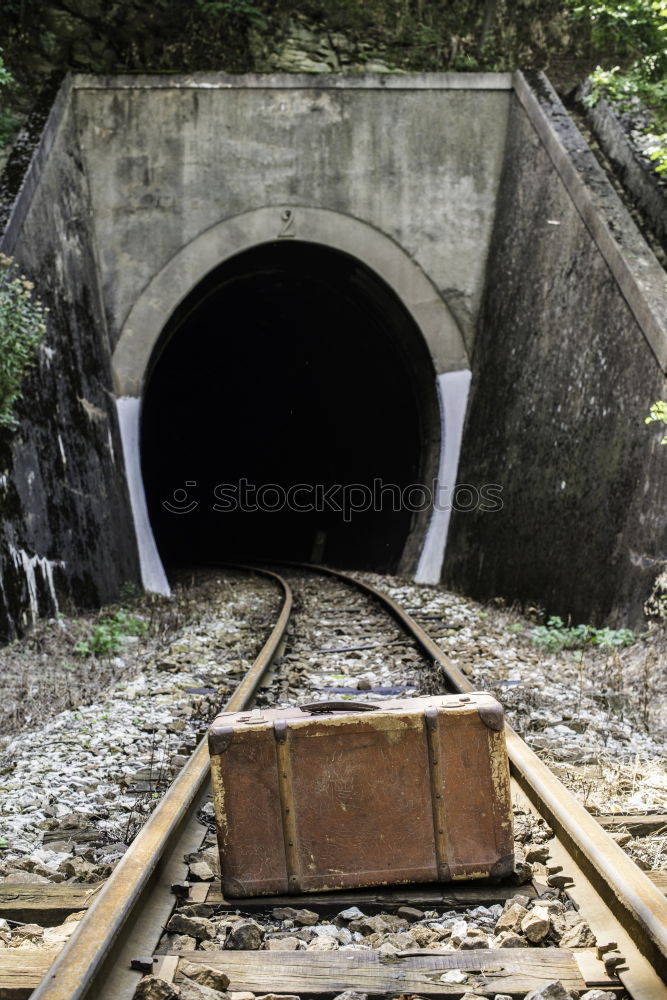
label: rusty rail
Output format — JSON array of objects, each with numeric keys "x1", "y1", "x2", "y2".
[
  {"x1": 31, "y1": 566, "x2": 293, "y2": 1000},
  {"x1": 28, "y1": 561, "x2": 667, "y2": 999},
  {"x1": 306, "y1": 564, "x2": 667, "y2": 997}
]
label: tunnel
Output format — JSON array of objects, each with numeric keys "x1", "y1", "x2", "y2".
[{"x1": 140, "y1": 241, "x2": 440, "y2": 575}]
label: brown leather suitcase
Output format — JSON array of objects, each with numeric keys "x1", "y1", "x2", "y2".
[{"x1": 208, "y1": 693, "x2": 513, "y2": 898}]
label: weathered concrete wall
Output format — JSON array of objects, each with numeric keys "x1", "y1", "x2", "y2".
[
  {"x1": 3, "y1": 70, "x2": 666, "y2": 633},
  {"x1": 0, "y1": 79, "x2": 140, "y2": 640},
  {"x1": 73, "y1": 74, "x2": 512, "y2": 359},
  {"x1": 0, "y1": 73, "x2": 512, "y2": 633},
  {"x1": 445, "y1": 74, "x2": 667, "y2": 626}
]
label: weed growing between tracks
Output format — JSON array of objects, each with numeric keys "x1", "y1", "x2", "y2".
[
  {"x1": 0, "y1": 592, "x2": 182, "y2": 743},
  {"x1": 0, "y1": 568, "x2": 282, "y2": 866}
]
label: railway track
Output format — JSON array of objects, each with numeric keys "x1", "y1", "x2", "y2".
[{"x1": 2, "y1": 565, "x2": 667, "y2": 1000}]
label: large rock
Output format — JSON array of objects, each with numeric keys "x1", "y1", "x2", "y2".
[
  {"x1": 265, "y1": 936, "x2": 301, "y2": 950},
  {"x1": 349, "y1": 914, "x2": 408, "y2": 935},
  {"x1": 157, "y1": 934, "x2": 197, "y2": 953},
  {"x1": 524, "y1": 981, "x2": 579, "y2": 1000},
  {"x1": 227, "y1": 920, "x2": 264, "y2": 951},
  {"x1": 525, "y1": 844, "x2": 550, "y2": 863},
  {"x1": 384, "y1": 931, "x2": 413, "y2": 950},
  {"x1": 42, "y1": 922, "x2": 79, "y2": 947},
  {"x1": 521, "y1": 906, "x2": 551, "y2": 943},
  {"x1": 179, "y1": 980, "x2": 229, "y2": 1000},
  {"x1": 180, "y1": 961, "x2": 230, "y2": 991},
  {"x1": 559, "y1": 920, "x2": 596, "y2": 948},
  {"x1": 494, "y1": 902, "x2": 528, "y2": 934},
  {"x1": 166, "y1": 914, "x2": 215, "y2": 941},
  {"x1": 449, "y1": 919, "x2": 468, "y2": 946},
  {"x1": 133, "y1": 977, "x2": 180, "y2": 1000},
  {"x1": 307, "y1": 936, "x2": 338, "y2": 951},
  {"x1": 57, "y1": 857, "x2": 102, "y2": 882},
  {"x1": 188, "y1": 862, "x2": 215, "y2": 882},
  {"x1": 492, "y1": 930, "x2": 527, "y2": 948},
  {"x1": 336, "y1": 907, "x2": 365, "y2": 922},
  {"x1": 458, "y1": 934, "x2": 490, "y2": 949},
  {"x1": 410, "y1": 925, "x2": 438, "y2": 947}
]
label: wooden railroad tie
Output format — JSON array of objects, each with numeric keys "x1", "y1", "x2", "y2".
[
  {"x1": 2, "y1": 867, "x2": 666, "y2": 925},
  {"x1": 158, "y1": 948, "x2": 618, "y2": 997},
  {"x1": 0, "y1": 879, "x2": 539, "y2": 924}
]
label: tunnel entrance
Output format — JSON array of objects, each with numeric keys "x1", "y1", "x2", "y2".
[{"x1": 140, "y1": 241, "x2": 439, "y2": 574}]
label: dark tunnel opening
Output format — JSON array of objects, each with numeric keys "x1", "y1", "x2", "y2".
[{"x1": 140, "y1": 241, "x2": 440, "y2": 574}]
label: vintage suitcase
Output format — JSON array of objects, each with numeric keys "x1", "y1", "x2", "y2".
[{"x1": 208, "y1": 693, "x2": 513, "y2": 898}]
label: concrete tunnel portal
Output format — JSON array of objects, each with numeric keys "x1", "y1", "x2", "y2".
[
  {"x1": 140, "y1": 241, "x2": 442, "y2": 576},
  {"x1": 3, "y1": 74, "x2": 664, "y2": 631}
]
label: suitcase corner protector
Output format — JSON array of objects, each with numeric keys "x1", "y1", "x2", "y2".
[
  {"x1": 490, "y1": 852, "x2": 515, "y2": 881},
  {"x1": 208, "y1": 723, "x2": 234, "y2": 755},
  {"x1": 478, "y1": 701, "x2": 504, "y2": 731},
  {"x1": 222, "y1": 877, "x2": 248, "y2": 898}
]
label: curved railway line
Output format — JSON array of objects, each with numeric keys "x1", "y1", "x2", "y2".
[{"x1": 5, "y1": 565, "x2": 667, "y2": 1000}]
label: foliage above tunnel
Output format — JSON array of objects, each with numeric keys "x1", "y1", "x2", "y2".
[
  {"x1": 575, "y1": 0, "x2": 667, "y2": 158},
  {"x1": 0, "y1": 1, "x2": 666, "y2": 163},
  {"x1": 0, "y1": 1, "x2": 646, "y2": 90}
]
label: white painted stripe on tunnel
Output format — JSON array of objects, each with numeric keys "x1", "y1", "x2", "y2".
[
  {"x1": 415, "y1": 369, "x2": 471, "y2": 585},
  {"x1": 116, "y1": 396, "x2": 171, "y2": 597}
]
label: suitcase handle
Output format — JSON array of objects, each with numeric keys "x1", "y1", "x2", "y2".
[{"x1": 300, "y1": 700, "x2": 380, "y2": 713}]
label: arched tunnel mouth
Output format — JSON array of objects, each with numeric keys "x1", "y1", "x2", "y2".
[{"x1": 140, "y1": 241, "x2": 440, "y2": 575}]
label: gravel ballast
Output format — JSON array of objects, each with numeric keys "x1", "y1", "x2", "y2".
[{"x1": 1, "y1": 565, "x2": 662, "y2": 1000}]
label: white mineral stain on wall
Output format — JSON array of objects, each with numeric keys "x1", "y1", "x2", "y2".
[
  {"x1": 57, "y1": 434, "x2": 67, "y2": 467},
  {"x1": 40, "y1": 344, "x2": 55, "y2": 366},
  {"x1": 107, "y1": 428, "x2": 116, "y2": 464},
  {"x1": 8, "y1": 545, "x2": 65, "y2": 622}
]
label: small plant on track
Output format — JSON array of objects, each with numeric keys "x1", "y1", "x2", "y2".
[
  {"x1": 530, "y1": 616, "x2": 636, "y2": 652},
  {"x1": 74, "y1": 608, "x2": 147, "y2": 658}
]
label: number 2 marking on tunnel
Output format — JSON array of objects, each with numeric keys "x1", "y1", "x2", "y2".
[{"x1": 278, "y1": 209, "x2": 295, "y2": 238}]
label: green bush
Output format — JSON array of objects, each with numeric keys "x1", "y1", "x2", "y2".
[
  {"x1": 195, "y1": 0, "x2": 267, "y2": 28},
  {"x1": 0, "y1": 48, "x2": 18, "y2": 148},
  {"x1": 0, "y1": 254, "x2": 48, "y2": 430},
  {"x1": 530, "y1": 615, "x2": 636, "y2": 652},
  {"x1": 572, "y1": 0, "x2": 667, "y2": 173},
  {"x1": 74, "y1": 608, "x2": 148, "y2": 658}
]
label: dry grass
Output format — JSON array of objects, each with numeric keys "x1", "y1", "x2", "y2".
[{"x1": 0, "y1": 572, "x2": 238, "y2": 743}]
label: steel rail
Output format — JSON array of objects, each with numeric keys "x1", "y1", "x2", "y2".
[
  {"x1": 296, "y1": 563, "x2": 667, "y2": 995},
  {"x1": 31, "y1": 566, "x2": 293, "y2": 1000},
  {"x1": 28, "y1": 560, "x2": 667, "y2": 999}
]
